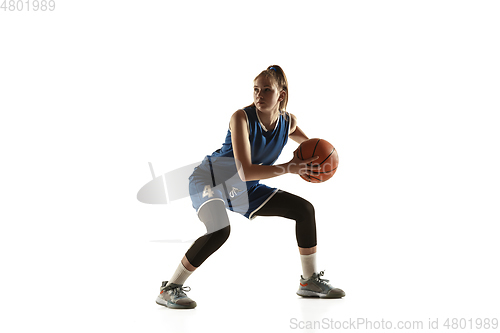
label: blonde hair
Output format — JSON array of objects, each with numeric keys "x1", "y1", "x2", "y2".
[{"x1": 245, "y1": 65, "x2": 289, "y2": 115}]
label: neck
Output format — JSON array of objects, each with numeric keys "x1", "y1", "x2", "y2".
[
  {"x1": 256, "y1": 106, "x2": 280, "y2": 121},
  {"x1": 256, "y1": 107, "x2": 280, "y2": 130},
  {"x1": 255, "y1": 107, "x2": 280, "y2": 119}
]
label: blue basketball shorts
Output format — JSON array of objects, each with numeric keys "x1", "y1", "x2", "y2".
[{"x1": 188, "y1": 157, "x2": 279, "y2": 220}]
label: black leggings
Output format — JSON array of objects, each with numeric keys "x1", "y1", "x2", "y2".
[
  {"x1": 185, "y1": 189, "x2": 317, "y2": 267},
  {"x1": 253, "y1": 190, "x2": 317, "y2": 248}
]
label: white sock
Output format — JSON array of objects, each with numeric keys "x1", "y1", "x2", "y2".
[
  {"x1": 300, "y1": 253, "x2": 317, "y2": 279},
  {"x1": 167, "y1": 262, "x2": 193, "y2": 287}
]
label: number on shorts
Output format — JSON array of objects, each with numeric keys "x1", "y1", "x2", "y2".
[{"x1": 202, "y1": 185, "x2": 214, "y2": 198}]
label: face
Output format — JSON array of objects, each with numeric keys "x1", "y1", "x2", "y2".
[{"x1": 253, "y1": 75, "x2": 283, "y2": 113}]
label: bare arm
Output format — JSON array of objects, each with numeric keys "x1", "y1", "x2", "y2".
[
  {"x1": 230, "y1": 110, "x2": 319, "y2": 182},
  {"x1": 288, "y1": 113, "x2": 309, "y2": 144}
]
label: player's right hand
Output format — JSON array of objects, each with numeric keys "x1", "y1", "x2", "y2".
[{"x1": 286, "y1": 149, "x2": 321, "y2": 176}]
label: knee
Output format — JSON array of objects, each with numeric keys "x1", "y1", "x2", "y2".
[
  {"x1": 209, "y1": 225, "x2": 231, "y2": 247},
  {"x1": 291, "y1": 198, "x2": 315, "y2": 220},
  {"x1": 185, "y1": 224, "x2": 230, "y2": 268},
  {"x1": 303, "y1": 199, "x2": 315, "y2": 216}
]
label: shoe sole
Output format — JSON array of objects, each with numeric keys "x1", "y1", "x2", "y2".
[
  {"x1": 156, "y1": 298, "x2": 197, "y2": 309},
  {"x1": 297, "y1": 290, "x2": 345, "y2": 299}
]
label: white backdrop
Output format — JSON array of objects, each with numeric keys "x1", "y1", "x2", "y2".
[{"x1": 1, "y1": 1, "x2": 499, "y2": 332}]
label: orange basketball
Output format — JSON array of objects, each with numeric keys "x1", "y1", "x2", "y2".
[{"x1": 297, "y1": 138, "x2": 339, "y2": 183}]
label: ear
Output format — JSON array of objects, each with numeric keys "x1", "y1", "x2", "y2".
[{"x1": 278, "y1": 90, "x2": 286, "y2": 101}]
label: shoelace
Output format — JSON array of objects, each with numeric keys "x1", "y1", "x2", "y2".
[
  {"x1": 314, "y1": 270, "x2": 330, "y2": 285},
  {"x1": 171, "y1": 286, "x2": 191, "y2": 297},
  {"x1": 163, "y1": 285, "x2": 191, "y2": 296}
]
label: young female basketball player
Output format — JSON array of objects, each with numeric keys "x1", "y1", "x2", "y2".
[{"x1": 156, "y1": 65, "x2": 345, "y2": 309}]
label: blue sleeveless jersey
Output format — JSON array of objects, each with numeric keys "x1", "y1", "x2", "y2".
[{"x1": 207, "y1": 105, "x2": 291, "y2": 187}]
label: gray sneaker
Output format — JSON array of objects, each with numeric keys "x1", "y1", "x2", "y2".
[
  {"x1": 156, "y1": 281, "x2": 197, "y2": 309},
  {"x1": 296, "y1": 271, "x2": 345, "y2": 298}
]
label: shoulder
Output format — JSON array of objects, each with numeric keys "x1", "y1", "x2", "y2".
[
  {"x1": 288, "y1": 112, "x2": 298, "y2": 135},
  {"x1": 229, "y1": 109, "x2": 249, "y2": 132},
  {"x1": 232, "y1": 109, "x2": 249, "y2": 123}
]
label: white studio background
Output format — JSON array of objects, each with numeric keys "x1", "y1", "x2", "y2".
[{"x1": 1, "y1": 1, "x2": 499, "y2": 332}]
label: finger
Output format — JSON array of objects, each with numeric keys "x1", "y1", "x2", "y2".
[
  {"x1": 302, "y1": 168, "x2": 321, "y2": 176},
  {"x1": 306, "y1": 160, "x2": 321, "y2": 167},
  {"x1": 301, "y1": 161, "x2": 321, "y2": 168},
  {"x1": 308, "y1": 169, "x2": 321, "y2": 175},
  {"x1": 306, "y1": 156, "x2": 320, "y2": 162}
]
